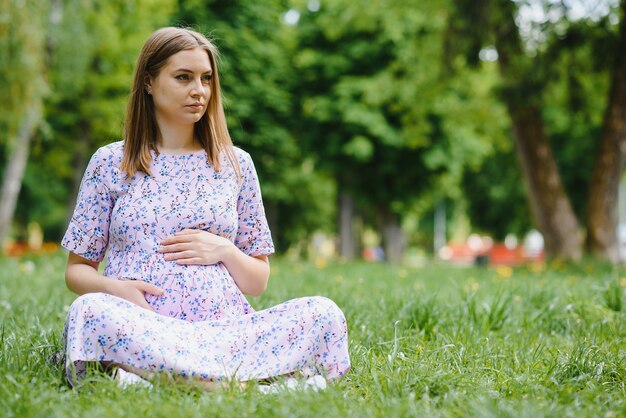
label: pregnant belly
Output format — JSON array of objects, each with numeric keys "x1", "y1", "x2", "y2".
[
  {"x1": 105, "y1": 250, "x2": 253, "y2": 322},
  {"x1": 146, "y1": 264, "x2": 253, "y2": 322}
]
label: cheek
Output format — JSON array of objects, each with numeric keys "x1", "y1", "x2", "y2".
[
  {"x1": 154, "y1": 86, "x2": 179, "y2": 106},
  {"x1": 152, "y1": 94, "x2": 169, "y2": 111}
]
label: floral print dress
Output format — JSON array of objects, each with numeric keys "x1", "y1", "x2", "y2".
[{"x1": 61, "y1": 141, "x2": 350, "y2": 385}]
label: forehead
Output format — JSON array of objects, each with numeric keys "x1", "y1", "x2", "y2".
[{"x1": 163, "y1": 47, "x2": 212, "y2": 72}]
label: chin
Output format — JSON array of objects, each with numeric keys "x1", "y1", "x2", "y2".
[{"x1": 182, "y1": 114, "x2": 204, "y2": 124}]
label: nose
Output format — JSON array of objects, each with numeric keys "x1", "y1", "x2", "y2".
[{"x1": 190, "y1": 77, "x2": 206, "y2": 98}]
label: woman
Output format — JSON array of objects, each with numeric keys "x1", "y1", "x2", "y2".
[{"x1": 61, "y1": 27, "x2": 350, "y2": 388}]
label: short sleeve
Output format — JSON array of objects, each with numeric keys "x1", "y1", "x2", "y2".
[
  {"x1": 233, "y1": 150, "x2": 275, "y2": 256},
  {"x1": 61, "y1": 147, "x2": 115, "y2": 262}
]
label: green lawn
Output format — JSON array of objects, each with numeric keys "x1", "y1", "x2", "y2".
[{"x1": 1, "y1": 252, "x2": 625, "y2": 417}]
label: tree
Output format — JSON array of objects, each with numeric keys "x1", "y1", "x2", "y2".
[
  {"x1": 294, "y1": 0, "x2": 504, "y2": 261},
  {"x1": 28, "y1": 0, "x2": 175, "y2": 239},
  {"x1": 0, "y1": 0, "x2": 49, "y2": 245},
  {"x1": 585, "y1": 0, "x2": 626, "y2": 260},
  {"x1": 448, "y1": 0, "x2": 625, "y2": 261}
]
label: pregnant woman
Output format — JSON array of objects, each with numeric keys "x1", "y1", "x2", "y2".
[{"x1": 61, "y1": 27, "x2": 350, "y2": 389}]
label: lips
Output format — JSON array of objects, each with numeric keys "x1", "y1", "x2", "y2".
[{"x1": 187, "y1": 103, "x2": 204, "y2": 111}]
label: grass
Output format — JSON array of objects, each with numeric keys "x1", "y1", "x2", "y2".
[{"x1": 1, "y1": 252, "x2": 625, "y2": 417}]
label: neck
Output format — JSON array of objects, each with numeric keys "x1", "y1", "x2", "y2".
[{"x1": 155, "y1": 122, "x2": 200, "y2": 153}]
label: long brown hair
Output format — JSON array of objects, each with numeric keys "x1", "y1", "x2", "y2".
[{"x1": 121, "y1": 27, "x2": 238, "y2": 177}]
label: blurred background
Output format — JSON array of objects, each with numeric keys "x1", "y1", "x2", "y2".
[{"x1": 1, "y1": 0, "x2": 625, "y2": 265}]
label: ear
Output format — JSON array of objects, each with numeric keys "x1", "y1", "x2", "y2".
[{"x1": 144, "y1": 75, "x2": 153, "y2": 95}]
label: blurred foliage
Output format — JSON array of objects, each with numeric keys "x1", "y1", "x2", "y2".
[
  {"x1": 541, "y1": 20, "x2": 613, "y2": 222},
  {"x1": 462, "y1": 143, "x2": 531, "y2": 240},
  {"x1": 16, "y1": 0, "x2": 175, "y2": 239},
  {"x1": 0, "y1": 0, "x2": 48, "y2": 143},
  {"x1": 0, "y1": 0, "x2": 622, "y2": 253},
  {"x1": 293, "y1": 0, "x2": 507, "y2": 237},
  {"x1": 451, "y1": 0, "x2": 620, "y2": 240},
  {"x1": 0, "y1": 0, "x2": 49, "y2": 243}
]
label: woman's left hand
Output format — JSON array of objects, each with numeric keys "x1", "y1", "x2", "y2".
[{"x1": 159, "y1": 229, "x2": 234, "y2": 265}]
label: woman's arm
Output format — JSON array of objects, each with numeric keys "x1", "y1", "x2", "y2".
[
  {"x1": 65, "y1": 252, "x2": 164, "y2": 310},
  {"x1": 159, "y1": 229, "x2": 270, "y2": 296},
  {"x1": 221, "y1": 251, "x2": 270, "y2": 297}
]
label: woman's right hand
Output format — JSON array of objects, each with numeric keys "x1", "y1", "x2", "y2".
[
  {"x1": 65, "y1": 252, "x2": 164, "y2": 311},
  {"x1": 107, "y1": 279, "x2": 164, "y2": 312}
]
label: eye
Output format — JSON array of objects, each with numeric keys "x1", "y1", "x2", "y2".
[
  {"x1": 175, "y1": 74, "x2": 189, "y2": 81},
  {"x1": 202, "y1": 74, "x2": 212, "y2": 83}
]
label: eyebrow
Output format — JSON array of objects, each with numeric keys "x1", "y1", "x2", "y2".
[{"x1": 174, "y1": 68, "x2": 213, "y2": 75}]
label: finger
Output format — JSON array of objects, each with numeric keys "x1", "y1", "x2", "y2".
[
  {"x1": 160, "y1": 237, "x2": 180, "y2": 245},
  {"x1": 160, "y1": 235, "x2": 195, "y2": 245},
  {"x1": 135, "y1": 281, "x2": 164, "y2": 296},
  {"x1": 159, "y1": 243, "x2": 191, "y2": 253},
  {"x1": 176, "y1": 257, "x2": 207, "y2": 265},
  {"x1": 124, "y1": 290, "x2": 156, "y2": 312},
  {"x1": 163, "y1": 250, "x2": 196, "y2": 261},
  {"x1": 135, "y1": 298, "x2": 156, "y2": 312}
]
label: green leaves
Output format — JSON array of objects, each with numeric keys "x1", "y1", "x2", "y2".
[
  {"x1": 12, "y1": 0, "x2": 176, "y2": 239},
  {"x1": 5, "y1": 0, "x2": 619, "y2": 253},
  {"x1": 293, "y1": 0, "x2": 511, "y2": 238},
  {"x1": 0, "y1": 0, "x2": 49, "y2": 142}
]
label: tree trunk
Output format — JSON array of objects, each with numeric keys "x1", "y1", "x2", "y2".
[
  {"x1": 508, "y1": 106, "x2": 581, "y2": 259},
  {"x1": 338, "y1": 191, "x2": 356, "y2": 259},
  {"x1": 585, "y1": 0, "x2": 626, "y2": 262},
  {"x1": 377, "y1": 206, "x2": 405, "y2": 263},
  {"x1": 0, "y1": 105, "x2": 41, "y2": 245},
  {"x1": 493, "y1": 0, "x2": 581, "y2": 260}
]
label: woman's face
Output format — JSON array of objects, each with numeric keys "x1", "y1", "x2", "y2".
[{"x1": 147, "y1": 47, "x2": 213, "y2": 128}]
